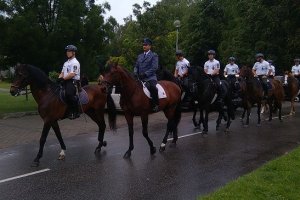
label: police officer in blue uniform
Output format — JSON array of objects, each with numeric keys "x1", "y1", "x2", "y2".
[{"x1": 134, "y1": 38, "x2": 159, "y2": 112}]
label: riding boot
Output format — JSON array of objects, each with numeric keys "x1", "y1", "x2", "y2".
[
  {"x1": 150, "y1": 90, "x2": 159, "y2": 112},
  {"x1": 68, "y1": 97, "x2": 80, "y2": 120}
]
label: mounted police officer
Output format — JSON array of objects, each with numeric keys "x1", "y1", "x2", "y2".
[
  {"x1": 267, "y1": 60, "x2": 275, "y2": 79},
  {"x1": 204, "y1": 50, "x2": 223, "y2": 104},
  {"x1": 291, "y1": 58, "x2": 300, "y2": 87},
  {"x1": 224, "y1": 56, "x2": 240, "y2": 98},
  {"x1": 58, "y1": 44, "x2": 81, "y2": 119},
  {"x1": 252, "y1": 53, "x2": 271, "y2": 98},
  {"x1": 174, "y1": 50, "x2": 190, "y2": 97},
  {"x1": 134, "y1": 38, "x2": 159, "y2": 112}
]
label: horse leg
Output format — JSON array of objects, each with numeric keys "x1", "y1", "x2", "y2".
[
  {"x1": 202, "y1": 110, "x2": 209, "y2": 135},
  {"x1": 244, "y1": 107, "x2": 251, "y2": 127},
  {"x1": 86, "y1": 110, "x2": 107, "y2": 153},
  {"x1": 192, "y1": 107, "x2": 199, "y2": 128},
  {"x1": 241, "y1": 108, "x2": 246, "y2": 122},
  {"x1": 140, "y1": 115, "x2": 156, "y2": 155},
  {"x1": 32, "y1": 123, "x2": 51, "y2": 167},
  {"x1": 267, "y1": 99, "x2": 273, "y2": 121},
  {"x1": 124, "y1": 113, "x2": 134, "y2": 158},
  {"x1": 216, "y1": 113, "x2": 222, "y2": 131},
  {"x1": 51, "y1": 121, "x2": 67, "y2": 160},
  {"x1": 257, "y1": 103, "x2": 261, "y2": 126}
]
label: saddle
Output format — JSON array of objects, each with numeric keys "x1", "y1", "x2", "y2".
[
  {"x1": 142, "y1": 82, "x2": 167, "y2": 99},
  {"x1": 59, "y1": 87, "x2": 89, "y2": 105}
]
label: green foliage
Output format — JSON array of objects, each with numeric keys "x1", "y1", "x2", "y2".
[
  {"x1": 0, "y1": 0, "x2": 118, "y2": 80},
  {"x1": 48, "y1": 71, "x2": 60, "y2": 82},
  {"x1": 200, "y1": 147, "x2": 300, "y2": 199},
  {"x1": 107, "y1": 56, "x2": 131, "y2": 71}
]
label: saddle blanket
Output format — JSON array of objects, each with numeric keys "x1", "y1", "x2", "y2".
[
  {"x1": 142, "y1": 83, "x2": 167, "y2": 99},
  {"x1": 60, "y1": 88, "x2": 89, "y2": 105}
]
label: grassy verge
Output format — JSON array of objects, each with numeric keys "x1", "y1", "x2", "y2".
[
  {"x1": 0, "y1": 81, "x2": 11, "y2": 89},
  {"x1": 0, "y1": 92, "x2": 37, "y2": 116},
  {"x1": 200, "y1": 147, "x2": 300, "y2": 200}
]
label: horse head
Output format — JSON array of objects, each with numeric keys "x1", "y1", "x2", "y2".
[
  {"x1": 10, "y1": 63, "x2": 31, "y2": 96},
  {"x1": 239, "y1": 65, "x2": 253, "y2": 79}
]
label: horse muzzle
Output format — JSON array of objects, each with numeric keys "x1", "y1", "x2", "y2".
[{"x1": 10, "y1": 86, "x2": 21, "y2": 97}]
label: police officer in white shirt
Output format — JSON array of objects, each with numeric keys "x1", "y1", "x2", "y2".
[
  {"x1": 291, "y1": 58, "x2": 300, "y2": 87},
  {"x1": 174, "y1": 50, "x2": 190, "y2": 84},
  {"x1": 267, "y1": 60, "x2": 275, "y2": 79},
  {"x1": 204, "y1": 50, "x2": 223, "y2": 103},
  {"x1": 224, "y1": 57, "x2": 239, "y2": 83},
  {"x1": 252, "y1": 53, "x2": 270, "y2": 98},
  {"x1": 58, "y1": 44, "x2": 81, "y2": 119}
]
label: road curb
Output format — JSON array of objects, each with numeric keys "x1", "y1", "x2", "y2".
[{"x1": 0, "y1": 111, "x2": 38, "y2": 119}]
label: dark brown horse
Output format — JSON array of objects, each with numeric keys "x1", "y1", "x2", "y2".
[
  {"x1": 100, "y1": 63, "x2": 182, "y2": 158},
  {"x1": 239, "y1": 66, "x2": 284, "y2": 126},
  {"x1": 283, "y1": 71, "x2": 299, "y2": 115},
  {"x1": 10, "y1": 64, "x2": 116, "y2": 167},
  {"x1": 239, "y1": 66, "x2": 264, "y2": 126}
]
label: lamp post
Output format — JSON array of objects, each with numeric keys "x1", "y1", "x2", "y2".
[{"x1": 173, "y1": 20, "x2": 181, "y2": 51}]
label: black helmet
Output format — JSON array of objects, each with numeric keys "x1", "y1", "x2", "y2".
[
  {"x1": 208, "y1": 50, "x2": 216, "y2": 55},
  {"x1": 228, "y1": 57, "x2": 236, "y2": 61},
  {"x1": 255, "y1": 53, "x2": 264, "y2": 58},
  {"x1": 142, "y1": 38, "x2": 152, "y2": 45},
  {"x1": 294, "y1": 58, "x2": 300, "y2": 62},
  {"x1": 267, "y1": 60, "x2": 273, "y2": 64},
  {"x1": 176, "y1": 50, "x2": 183, "y2": 56},
  {"x1": 65, "y1": 44, "x2": 77, "y2": 52}
]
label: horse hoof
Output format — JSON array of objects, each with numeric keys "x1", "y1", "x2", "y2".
[
  {"x1": 58, "y1": 154, "x2": 65, "y2": 160},
  {"x1": 102, "y1": 141, "x2": 107, "y2": 147},
  {"x1": 216, "y1": 127, "x2": 219, "y2": 131},
  {"x1": 150, "y1": 147, "x2": 156, "y2": 155},
  {"x1": 202, "y1": 132, "x2": 208, "y2": 137},
  {"x1": 94, "y1": 147, "x2": 101, "y2": 154},
  {"x1": 123, "y1": 151, "x2": 131, "y2": 159},
  {"x1": 159, "y1": 146, "x2": 165, "y2": 152},
  {"x1": 243, "y1": 124, "x2": 248, "y2": 128},
  {"x1": 31, "y1": 161, "x2": 39, "y2": 167},
  {"x1": 224, "y1": 129, "x2": 230, "y2": 134}
]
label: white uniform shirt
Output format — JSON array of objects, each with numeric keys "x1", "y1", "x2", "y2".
[
  {"x1": 291, "y1": 65, "x2": 300, "y2": 76},
  {"x1": 269, "y1": 65, "x2": 275, "y2": 76},
  {"x1": 61, "y1": 57, "x2": 80, "y2": 80},
  {"x1": 176, "y1": 58, "x2": 190, "y2": 77},
  {"x1": 204, "y1": 59, "x2": 220, "y2": 75},
  {"x1": 224, "y1": 63, "x2": 239, "y2": 75},
  {"x1": 252, "y1": 60, "x2": 270, "y2": 75}
]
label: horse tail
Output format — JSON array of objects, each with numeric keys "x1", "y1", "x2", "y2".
[
  {"x1": 174, "y1": 101, "x2": 182, "y2": 127},
  {"x1": 107, "y1": 94, "x2": 117, "y2": 130}
]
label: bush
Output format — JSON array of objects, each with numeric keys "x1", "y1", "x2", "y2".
[{"x1": 48, "y1": 71, "x2": 60, "y2": 82}]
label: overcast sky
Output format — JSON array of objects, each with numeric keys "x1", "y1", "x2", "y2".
[{"x1": 97, "y1": 0, "x2": 159, "y2": 25}]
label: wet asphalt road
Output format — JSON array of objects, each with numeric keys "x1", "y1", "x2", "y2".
[{"x1": 0, "y1": 105, "x2": 300, "y2": 200}]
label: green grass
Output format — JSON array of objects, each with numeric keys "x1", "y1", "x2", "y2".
[
  {"x1": 0, "y1": 81, "x2": 11, "y2": 89},
  {"x1": 200, "y1": 147, "x2": 300, "y2": 200},
  {"x1": 0, "y1": 92, "x2": 37, "y2": 116}
]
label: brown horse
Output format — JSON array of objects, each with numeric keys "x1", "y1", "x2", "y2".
[
  {"x1": 100, "y1": 63, "x2": 182, "y2": 158},
  {"x1": 283, "y1": 71, "x2": 299, "y2": 115},
  {"x1": 10, "y1": 64, "x2": 116, "y2": 167},
  {"x1": 266, "y1": 78, "x2": 285, "y2": 121},
  {"x1": 239, "y1": 66, "x2": 264, "y2": 126}
]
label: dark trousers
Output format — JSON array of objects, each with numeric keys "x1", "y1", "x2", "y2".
[
  {"x1": 257, "y1": 75, "x2": 269, "y2": 95},
  {"x1": 147, "y1": 80, "x2": 159, "y2": 105},
  {"x1": 64, "y1": 80, "x2": 77, "y2": 106}
]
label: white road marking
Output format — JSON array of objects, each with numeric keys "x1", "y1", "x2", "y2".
[
  {"x1": 167, "y1": 132, "x2": 202, "y2": 141},
  {"x1": 264, "y1": 114, "x2": 291, "y2": 120},
  {"x1": 0, "y1": 168, "x2": 50, "y2": 184}
]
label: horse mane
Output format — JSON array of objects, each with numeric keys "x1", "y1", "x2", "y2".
[
  {"x1": 25, "y1": 64, "x2": 56, "y2": 90},
  {"x1": 240, "y1": 65, "x2": 254, "y2": 78}
]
